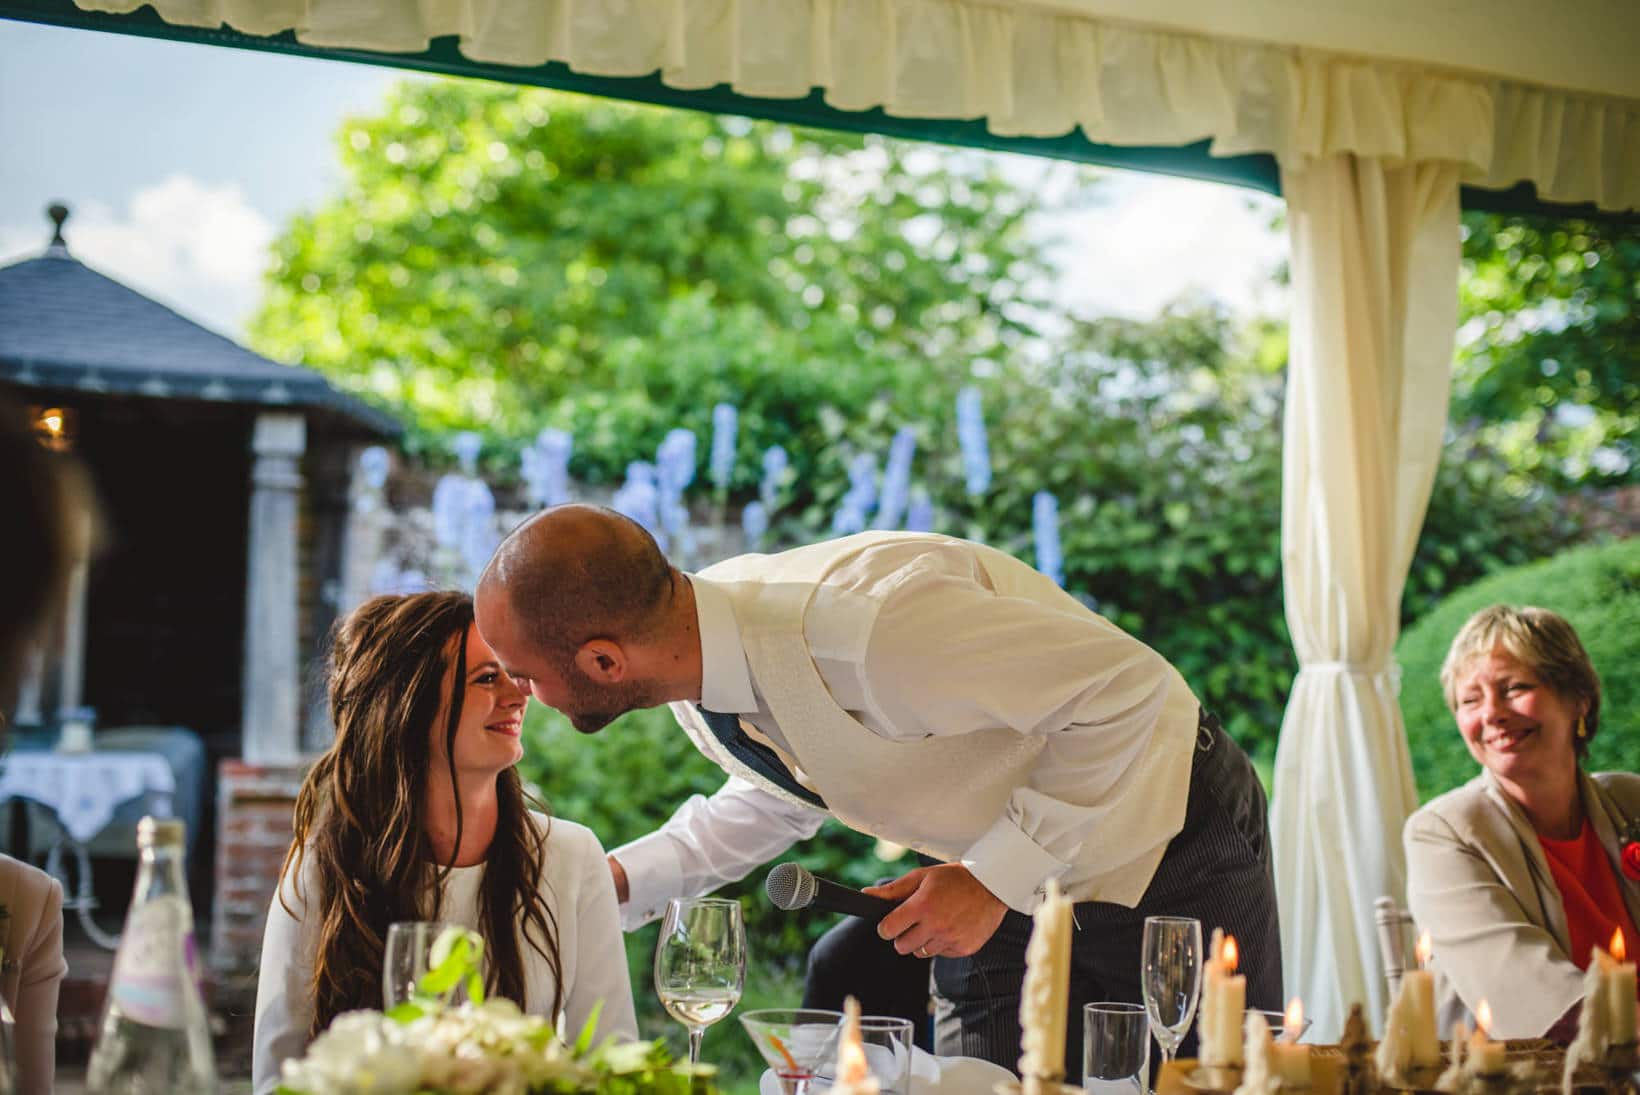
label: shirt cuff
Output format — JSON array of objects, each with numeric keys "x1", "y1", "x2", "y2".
[
  {"x1": 610, "y1": 832, "x2": 684, "y2": 931},
  {"x1": 960, "y1": 814, "x2": 1069, "y2": 914}
]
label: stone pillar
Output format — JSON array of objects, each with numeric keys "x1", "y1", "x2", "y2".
[
  {"x1": 54, "y1": 549, "x2": 91, "y2": 718},
  {"x1": 242, "y1": 412, "x2": 305, "y2": 765},
  {"x1": 337, "y1": 445, "x2": 391, "y2": 615}
]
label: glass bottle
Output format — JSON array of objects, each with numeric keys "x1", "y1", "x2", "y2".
[{"x1": 86, "y1": 816, "x2": 217, "y2": 1093}]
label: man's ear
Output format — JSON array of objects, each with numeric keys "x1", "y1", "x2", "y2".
[{"x1": 574, "y1": 639, "x2": 627, "y2": 683}]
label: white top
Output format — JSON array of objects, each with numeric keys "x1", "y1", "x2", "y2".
[
  {"x1": 252, "y1": 813, "x2": 638, "y2": 1095},
  {"x1": 614, "y1": 533, "x2": 1197, "y2": 926}
]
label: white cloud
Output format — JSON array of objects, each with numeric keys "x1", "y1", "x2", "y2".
[
  {"x1": 0, "y1": 175, "x2": 275, "y2": 338},
  {"x1": 1049, "y1": 172, "x2": 1288, "y2": 320}
]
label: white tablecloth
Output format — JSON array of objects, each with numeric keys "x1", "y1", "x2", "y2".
[{"x1": 0, "y1": 750, "x2": 175, "y2": 841}]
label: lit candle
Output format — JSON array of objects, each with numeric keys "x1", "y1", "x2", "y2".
[
  {"x1": 1466, "y1": 1000, "x2": 1507, "y2": 1076},
  {"x1": 1270, "y1": 999, "x2": 1311, "y2": 1089},
  {"x1": 1610, "y1": 929, "x2": 1638, "y2": 1046},
  {"x1": 1019, "y1": 879, "x2": 1073, "y2": 1093},
  {"x1": 833, "y1": 996, "x2": 882, "y2": 1095},
  {"x1": 1202, "y1": 930, "x2": 1247, "y2": 1067},
  {"x1": 1406, "y1": 932, "x2": 1442, "y2": 1068}
]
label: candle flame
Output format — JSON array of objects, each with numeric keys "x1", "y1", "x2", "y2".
[
  {"x1": 1416, "y1": 931, "x2": 1433, "y2": 969},
  {"x1": 1223, "y1": 936, "x2": 1239, "y2": 973},
  {"x1": 1614, "y1": 928, "x2": 1628, "y2": 963},
  {"x1": 1476, "y1": 1000, "x2": 1492, "y2": 1036},
  {"x1": 1284, "y1": 998, "x2": 1304, "y2": 1043},
  {"x1": 839, "y1": 1036, "x2": 869, "y2": 1085}
]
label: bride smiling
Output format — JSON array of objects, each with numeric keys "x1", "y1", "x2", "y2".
[{"x1": 252, "y1": 591, "x2": 637, "y2": 1095}]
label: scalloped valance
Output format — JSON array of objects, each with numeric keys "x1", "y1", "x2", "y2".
[{"x1": 70, "y1": 0, "x2": 1640, "y2": 211}]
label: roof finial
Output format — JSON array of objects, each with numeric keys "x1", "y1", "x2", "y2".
[{"x1": 47, "y1": 202, "x2": 70, "y2": 249}]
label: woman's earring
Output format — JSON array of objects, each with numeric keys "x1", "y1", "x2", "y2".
[{"x1": 1577, "y1": 717, "x2": 1588, "y2": 739}]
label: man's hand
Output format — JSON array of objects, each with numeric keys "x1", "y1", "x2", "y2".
[
  {"x1": 866, "y1": 863, "x2": 1007, "y2": 958},
  {"x1": 608, "y1": 855, "x2": 630, "y2": 903}
]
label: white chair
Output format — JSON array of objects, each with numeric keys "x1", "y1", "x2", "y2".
[{"x1": 1374, "y1": 895, "x2": 1417, "y2": 1001}]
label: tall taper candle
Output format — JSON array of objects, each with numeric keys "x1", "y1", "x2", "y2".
[{"x1": 1019, "y1": 878, "x2": 1074, "y2": 1094}]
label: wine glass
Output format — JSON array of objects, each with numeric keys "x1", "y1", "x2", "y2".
[
  {"x1": 383, "y1": 920, "x2": 463, "y2": 1010},
  {"x1": 654, "y1": 897, "x2": 747, "y2": 1066},
  {"x1": 740, "y1": 1009, "x2": 844, "y2": 1095},
  {"x1": 1141, "y1": 915, "x2": 1203, "y2": 1068}
]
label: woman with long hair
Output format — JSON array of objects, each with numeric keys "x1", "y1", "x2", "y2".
[{"x1": 251, "y1": 591, "x2": 637, "y2": 1092}]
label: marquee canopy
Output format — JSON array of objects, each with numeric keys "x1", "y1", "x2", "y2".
[{"x1": 3, "y1": 0, "x2": 1636, "y2": 216}]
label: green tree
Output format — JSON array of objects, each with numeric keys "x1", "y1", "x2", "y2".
[
  {"x1": 1455, "y1": 213, "x2": 1640, "y2": 489},
  {"x1": 249, "y1": 80, "x2": 1069, "y2": 477}
]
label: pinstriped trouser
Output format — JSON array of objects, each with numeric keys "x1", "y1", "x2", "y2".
[{"x1": 931, "y1": 713, "x2": 1284, "y2": 1080}]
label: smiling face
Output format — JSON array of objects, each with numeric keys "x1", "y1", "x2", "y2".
[
  {"x1": 432, "y1": 622, "x2": 529, "y2": 777},
  {"x1": 1453, "y1": 646, "x2": 1587, "y2": 790}
]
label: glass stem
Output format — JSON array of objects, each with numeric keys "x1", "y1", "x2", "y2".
[{"x1": 689, "y1": 1025, "x2": 705, "y2": 1065}]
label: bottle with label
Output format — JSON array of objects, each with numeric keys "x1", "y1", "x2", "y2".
[{"x1": 86, "y1": 816, "x2": 217, "y2": 1094}]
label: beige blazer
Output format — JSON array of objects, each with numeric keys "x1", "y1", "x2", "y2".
[
  {"x1": 1404, "y1": 768, "x2": 1640, "y2": 1039},
  {"x1": 1, "y1": 852, "x2": 66, "y2": 1095}
]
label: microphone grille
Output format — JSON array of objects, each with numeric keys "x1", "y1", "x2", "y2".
[{"x1": 765, "y1": 862, "x2": 816, "y2": 910}]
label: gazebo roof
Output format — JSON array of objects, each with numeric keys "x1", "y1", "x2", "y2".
[{"x1": 0, "y1": 219, "x2": 399, "y2": 438}]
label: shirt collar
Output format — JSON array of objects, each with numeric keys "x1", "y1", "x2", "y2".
[{"x1": 690, "y1": 575, "x2": 758, "y2": 714}]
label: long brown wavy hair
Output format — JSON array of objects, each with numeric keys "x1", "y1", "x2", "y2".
[{"x1": 281, "y1": 591, "x2": 563, "y2": 1036}]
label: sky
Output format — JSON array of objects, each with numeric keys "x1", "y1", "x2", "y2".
[{"x1": 0, "y1": 18, "x2": 1288, "y2": 340}]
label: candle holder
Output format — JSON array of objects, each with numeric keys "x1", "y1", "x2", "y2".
[{"x1": 1600, "y1": 1041, "x2": 1640, "y2": 1095}]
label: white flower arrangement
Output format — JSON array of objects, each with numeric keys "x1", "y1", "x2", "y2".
[{"x1": 276, "y1": 928, "x2": 709, "y2": 1095}]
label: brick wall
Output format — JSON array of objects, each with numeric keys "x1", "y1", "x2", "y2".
[{"x1": 211, "y1": 759, "x2": 307, "y2": 974}]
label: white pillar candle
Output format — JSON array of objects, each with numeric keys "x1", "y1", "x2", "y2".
[
  {"x1": 1232, "y1": 1011, "x2": 1274, "y2": 1095},
  {"x1": 1609, "y1": 930, "x2": 1638, "y2": 1046},
  {"x1": 1270, "y1": 999, "x2": 1311, "y2": 1089},
  {"x1": 1019, "y1": 879, "x2": 1073, "y2": 1089},
  {"x1": 1467, "y1": 1001, "x2": 1507, "y2": 1076},
  {"x1": 1202, "y1": 930, "x2": 1247, "y2": 1067},
  {"x1": 1404, "y1": 932, "x2": 1442, "y2": 1068}
]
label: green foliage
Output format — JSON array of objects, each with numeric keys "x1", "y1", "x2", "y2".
[
  {"x1": 249, "y1": 79, "x2": 1065, "y2": 477},
  {"x1": 1456, "y1": 213, "x2": 1639, "y2": 489},
  {"x1": 1395, "y1": 538, "x2": 1640, "y2": 801}
]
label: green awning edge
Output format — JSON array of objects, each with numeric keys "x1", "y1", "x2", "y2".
[{"x1": 3, "y1": 0, "x2": 1634, "y2": 222}]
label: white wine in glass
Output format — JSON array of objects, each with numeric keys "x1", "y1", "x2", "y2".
[
  {"x1": 1141, "y1": 915, "x2": 1203, "y2": 1067},
  {"x1": 654, "y1": 897, "x2": 747, "y2": 1066}
]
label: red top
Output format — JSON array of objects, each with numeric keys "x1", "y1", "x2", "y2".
[{"x1": 1538, "y1": 817, "x2": 1640, "y2": 980}]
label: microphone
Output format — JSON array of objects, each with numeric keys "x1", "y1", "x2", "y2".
[{"x1": 766, "y1": 862, "x2": 898, "y2": 921}]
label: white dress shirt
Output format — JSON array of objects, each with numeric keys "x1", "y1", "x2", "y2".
[
  {"x1": 614, "y1": 534, "x2": 1195, "y2": 927},
  {"x1": 253, "y1": 813, "x2": 637, "y2": 1095}
]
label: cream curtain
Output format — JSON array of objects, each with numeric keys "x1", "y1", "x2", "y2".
[
  {"x1": 74, "y1": 0, "x2": 1640, "y2": 211},
  {"x1": 1270, "y1": 154, "x2": 1460, "y2": 1041}
]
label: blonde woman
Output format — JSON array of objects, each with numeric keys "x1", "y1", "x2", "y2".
[{"x1": 1405, "y1": 604, "x2": 1639, "y2": 1040}]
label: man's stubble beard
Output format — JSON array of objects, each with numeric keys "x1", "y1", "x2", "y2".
[{"x1": 564, "y1": 663, "x2": 660, "y2": 736}]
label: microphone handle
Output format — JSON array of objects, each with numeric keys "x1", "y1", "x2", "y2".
[{"x1": 810, "y1": 876, "x2": 898, "y2": 920}]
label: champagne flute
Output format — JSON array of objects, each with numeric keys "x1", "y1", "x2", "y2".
[
  {"x1": 383, "y1": 920, "x2": 462, "y2": 1010},
  {"x1": 1141, "y1": 915, "x2": 1203, "y2": 1068},
  {"x1": 654, "y1": 897, "x2": 747, "y2": 1066}
]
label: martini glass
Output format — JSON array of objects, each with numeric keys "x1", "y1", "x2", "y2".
[{"x1": 739, "y1": 1009, "x2": 845, "y2": 1095}]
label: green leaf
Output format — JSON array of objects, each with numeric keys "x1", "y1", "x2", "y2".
[{"x1": 574, "y1": 999, "x2": 605, "y2": 1056}]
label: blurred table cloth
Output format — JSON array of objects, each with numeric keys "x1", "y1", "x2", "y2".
[{"x1": 0, "y1": 750, "x2": 175, "y2": 841}]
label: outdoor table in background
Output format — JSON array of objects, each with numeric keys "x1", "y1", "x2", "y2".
[{"x1": 0, "y1": 747, "x2": 175, "y2": 947}]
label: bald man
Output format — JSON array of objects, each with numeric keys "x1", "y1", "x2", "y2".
[{"x1": 476, "y1": 505, "x2": 1282, "y2": 1076}]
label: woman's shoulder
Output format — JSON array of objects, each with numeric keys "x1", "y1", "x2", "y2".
[
  {"x1": 0, "y1": 852, "x2": 61, "y2": 919},
  {"x1": 526, "y1": 811, "x2": 608, "y2": 860},
  {"x1": 1590, "y1": 770, "x2": 1640, "y2": 811},
  {"x1": 1406, "y1": 775, "x2": 1495, "y2": 838}
]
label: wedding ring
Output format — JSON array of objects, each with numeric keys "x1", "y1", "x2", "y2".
[{"x1": 916, "y1": 946, "x2": 931, "y2": 958}]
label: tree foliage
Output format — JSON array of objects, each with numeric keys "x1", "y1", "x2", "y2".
[
  {"x1": 1456, "y1": 213, "x2": 1639, "y2": 489},
  {"x1": 250, "y1": 80, "x2": 1061, "y2": 474}
]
